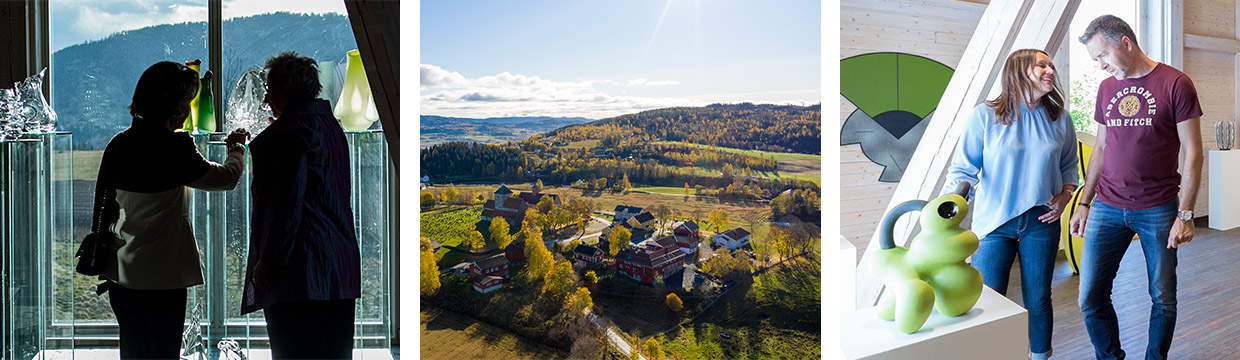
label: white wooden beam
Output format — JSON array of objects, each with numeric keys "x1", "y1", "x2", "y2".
[
  {"x1": 1169, "y1": 0, "x2": 1183, "y2": 68},
  {"x1": 855, "y1": 0, "x2": 1083, "y2": 308},
  {"x1": 1184, "y1": 33, "x2": 1240, "y2": 53},
  {"x1": 987, "y1": 0, "x2": 1081, "y2": 100}
]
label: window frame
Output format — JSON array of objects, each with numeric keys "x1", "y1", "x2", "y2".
[{"x1": 34, "y1": 0, "x2": 398, "y2": 348}]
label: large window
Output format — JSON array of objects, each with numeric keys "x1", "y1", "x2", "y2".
[
  {"x1": 43, "y1": 0, "x2": 390, "y2": 353},
  {"x1": 1067, "y1": 0, "x2": 1140, "y2": 135}
]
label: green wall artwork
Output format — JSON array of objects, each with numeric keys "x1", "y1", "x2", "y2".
[
  {"x1": 840, "y1": 53, "x2": 953, "y2": 182},
  {"x1": 869, "y1": 182, "x2": 983, "y2": 333}
]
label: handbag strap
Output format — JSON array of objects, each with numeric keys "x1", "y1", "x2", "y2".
[{"x1": 91, "y1": 145, "x2": 118, "y2": 234}]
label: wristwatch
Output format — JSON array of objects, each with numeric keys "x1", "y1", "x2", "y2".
[{"x1": 1177, "y1": 210, "x2": 1194, "y2": 221}]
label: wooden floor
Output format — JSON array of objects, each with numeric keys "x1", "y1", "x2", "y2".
[{"x1": 1001, "y1": 224, "x2": 1240, "y2": 359}]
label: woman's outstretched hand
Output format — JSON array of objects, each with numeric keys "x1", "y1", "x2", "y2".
[{"x1": 225, "y1": 128, "x2": 251, "y2": 147}]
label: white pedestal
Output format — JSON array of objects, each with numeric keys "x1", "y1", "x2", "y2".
[
  {"x1": 1210, "y1": 150, "x2": 1240, "y2": 230},
  {"x1": 841, "y1": 287, "x2": 1028, "y2": 360},
  {"x1": 840, "y1": 235, "x2": 858, "y2": 311}
]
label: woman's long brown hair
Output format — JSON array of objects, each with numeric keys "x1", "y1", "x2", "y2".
[{"x1": 986, "y1": 49, "x2": 1066, "y2": 125}]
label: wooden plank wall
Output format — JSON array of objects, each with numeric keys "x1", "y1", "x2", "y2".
[
  {"x1": 1182, "y1": 0, "x2": 1236, "y2": 218},
  {"x1": 839, "y1": 0, "x2": 987, "y2": 258}
]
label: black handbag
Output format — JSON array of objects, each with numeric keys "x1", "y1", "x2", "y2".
[{"x1": 75, "y1": 153, "x2": 119, "y2": 276}]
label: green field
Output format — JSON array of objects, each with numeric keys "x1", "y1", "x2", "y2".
[
  {"x1": 422, "y1": 306, "x2": 568, "y2": 360},
  {"x1": 631, "y1": 186, "x2": 692, "y2": 196},
  {"x1": 421, "y1": 206, "x2": 483, "y2": 248},
  {"x1": 421, "y1": 206, "x2": 488, "y2": 267},
  {"x1": 652, "y1": 141, "x2": 822, "y2": 163}
]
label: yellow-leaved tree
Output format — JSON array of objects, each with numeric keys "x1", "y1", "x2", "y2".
[
  {"x1": 489, "y1": 218, "x2": 511, "y2": 249},
  {"x1": 665, "y1": 293, "x2": 683, "y2": 312},
  {"x1": 608, "y1": 227, "x2": 630, "y2": 256},
  {"x1": 524, "y1": 229, "x2": 553, "y2": 280},
  {"x1": 420, "y1": 237, "x2": 440, "y2": 296}
]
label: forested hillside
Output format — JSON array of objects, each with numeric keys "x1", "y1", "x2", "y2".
[{"x1": 545, "y1": 103, "x2": 821, "y2": 154}]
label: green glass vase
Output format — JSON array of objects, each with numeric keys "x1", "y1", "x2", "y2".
[
  {"x1": 183, "y1": 59, "x2": 202, "y2": 131},
  {"x1": 197, "y1": 71, "x2": 216, "y2": 133},
  {"x1": 334, "y1": 49, "x2": 379, "y2": 131}
]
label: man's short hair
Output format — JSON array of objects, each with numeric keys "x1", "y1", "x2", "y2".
[
  {"x1": 1079, "y1": 15, "x2": 1139, "y2": 49},
  {"x1": 264, "y1": 51, "x2": 322, "y2": 103}
]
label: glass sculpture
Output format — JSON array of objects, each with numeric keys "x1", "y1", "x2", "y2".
[
  {"x1": 198, "y1": 71, "x2": 217, "y2": 134},
  {"x1": 225, "y1": 66, "x2": 271, "y2": 136},
  {"x1": 184, "y1": 59, "x2": 203, "y2": 132},
  {"x1": 334, "y1": 49, "x2": 379, "y2": 131},
  {"x1": 15, "y1": 68, "x2": 57, "y2": 133},
  {"x1": 1216, "y1": 120, "x2": 1235, "y2": 151}
]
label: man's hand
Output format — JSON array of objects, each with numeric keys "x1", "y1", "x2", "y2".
[
  {"x1": 1069, "y1": 205, "x2": 1090, "y2": 238},
  {"x1": 1168, "y1": 218, "x2": 1194, "y2": 249},
  {"x1": 1039, "y1": 191, "x2": 1074, "y2": 223}
]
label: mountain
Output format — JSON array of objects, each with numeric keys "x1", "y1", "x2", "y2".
[
  {"x1": 420, "y1": 115, "x2": 594, "y2": 147},
  {"x1": 545, "y1": 103, "x2": 822, "y2": 154},
  {"x1": 51, "y1": 12, "x2": 357, "y2": 150}
]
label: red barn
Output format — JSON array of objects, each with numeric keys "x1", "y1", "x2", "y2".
[{"x1": 505, "y1": 242, "x2": 525, "y2": 264}]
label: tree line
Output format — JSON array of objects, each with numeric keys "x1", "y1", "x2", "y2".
[{"x1": 545, "y1": 103, "x2": 821, "y2": 154}]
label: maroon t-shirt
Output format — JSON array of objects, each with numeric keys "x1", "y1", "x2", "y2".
[{"x1": 1093, "y1": 63, "x2": 1202, "y2": 210}]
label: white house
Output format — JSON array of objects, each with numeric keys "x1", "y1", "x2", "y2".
[{"x1": 712, "y1": 227, "x2": 752, "y2": 250}]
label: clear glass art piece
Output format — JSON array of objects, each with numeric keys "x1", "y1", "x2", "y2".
[
  {"x1": 0, "y1": 88, "x2": 22, "y2": 141},
  {"x1": 14, "y1": 68, "x2": 57, "y2": 133},
  {"x1": 225, "y1": 66, "x2": 271, "y2": 136}
]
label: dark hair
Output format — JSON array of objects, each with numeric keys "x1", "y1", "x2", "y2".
[
  {"x1": 129, "y1": 61, "x2": 199, "y2": 125},
  {"x1": 264, "y1": 51, "x2": 322, "y2": 103},
  {"x1": 1079, "y1": 15, "x2": 1138, "y2": 49},
  {"x1": 986, "y1": 49, "x2": 1065, "y2": 126}
]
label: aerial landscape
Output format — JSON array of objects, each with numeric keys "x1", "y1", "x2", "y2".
[{"x1": 420, "y1": 1, "x2": 821, "y2": 359}]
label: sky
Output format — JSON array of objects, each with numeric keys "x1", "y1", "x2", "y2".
[
  {"x1": 50, "y1": 0, "x2": 348, "y2": 52},
  {"x1": 420, "y1": 0, "x2": 822, "y2": 119}
]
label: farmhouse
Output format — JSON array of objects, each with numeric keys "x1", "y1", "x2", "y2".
[
  {"x1": 671, "y1": 221, "x2": 701, "y2": 253},
  {"x1": 613, "y1": 205, "x2": 644, "y2": 221},
  {"x1": 572, "y1": 244, "x2": 604, "y2": 264},
  {"x1": 712, "y1": 227, "x2": 752, "y2": 250},
  {"x1": 480, "y1": 185, "x2": 562, "y2": 226},
  {"x1": 615, "y1": 238, "x2": 686, "y2": 285},
  {"x1": 469, "y1": 254, "x2": 511, "y2": 293}
]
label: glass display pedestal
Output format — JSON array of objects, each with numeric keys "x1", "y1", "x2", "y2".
[
  {"x1": 1, "y1": 132, "x2": 73, "y2": 360},
  {"x1": 188, "y1": 130, "x2": 393, "y2": 358}
]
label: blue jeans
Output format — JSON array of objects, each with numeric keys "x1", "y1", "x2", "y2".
[
  {"x1": 1079, "y1": 199, "x2": 1178, "y2": 360},
  {"x1": 973, "y1": 205, "x2": 1059, "y2": 359}
]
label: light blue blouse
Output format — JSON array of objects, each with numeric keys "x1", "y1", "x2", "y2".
[{"x1": 945, "y1": 103, "x2": 1079, "y2": 238}]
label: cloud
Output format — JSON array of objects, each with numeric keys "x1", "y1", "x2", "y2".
[
  {"x1": 627, "y1": 78, "x2": 680, "y2": 87},
  {"x1": 420, "y1": 64, "x2": 706, "y2": 119},
  {"x1": 69, "y1": 0, "x2": 207, "y2": 42},
  {"x1": 421, "y1": 64, "x2": 467, "y2": 87},
  {"x1": 51, "y1": 0, "x2": 347, "y2": 50}
]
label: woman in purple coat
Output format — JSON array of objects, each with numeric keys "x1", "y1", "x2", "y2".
[{"x1": 241, "y1": 51, "x2": 360, "y2": 359}]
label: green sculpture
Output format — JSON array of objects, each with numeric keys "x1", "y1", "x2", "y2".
[
  {"x1": 197, "y1": 71, "x2": 216, "y2": 133},
  {"x1": 869, "y1": 182, "x2": 983, "y2": 333}
]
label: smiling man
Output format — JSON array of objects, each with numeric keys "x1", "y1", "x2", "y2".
[{"x1": 1069, "y1": 15, "x2": 1204, "y2": 360}]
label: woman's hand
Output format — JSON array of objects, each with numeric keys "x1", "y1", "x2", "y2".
[
  {"x1": 1039, "y1": 190, "x2": 1073, "y2": 223},
  {"x1": 225, "y1": 128, "x2": 250, "y2": 147}
]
